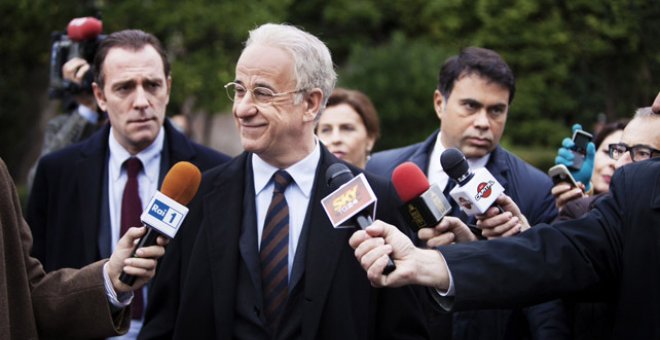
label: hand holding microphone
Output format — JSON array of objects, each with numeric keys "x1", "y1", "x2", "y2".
[
  {"x1": 119, "y1": 161, "x2": 202, "y2": 286},
  {"x1": 391, "y1": 162, "x2": 452, "y2": 230},
  {"x1": 390, "y1": 162, "x2": 472, "y2": 245},
  {"x1": 441, "y1": 148, "x2": 528, "y2": 238},
  {"x1": 107, "y1": 226, "x2": 168, "y2": 293},
  {"x1": 324, "y1": 163, "x2": 396, "y2": 274}
]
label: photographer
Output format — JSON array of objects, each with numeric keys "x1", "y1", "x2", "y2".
[{"x1": 27, "y1": 18, "x2": 106, "y2": 191}]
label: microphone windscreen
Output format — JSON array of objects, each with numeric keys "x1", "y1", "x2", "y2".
[
  {"x1": 440, "y1": 148, "x2": 469, "y2": 181},
  {"x1": 391, "y1": 162, "x2": 430, "y2": 203},
  {"x1": 67, "y1": 17, "x2": 103, "y2": 41},
  {"x1": 326, "y1": 163, "x2": 354, "y2": 190},
  {"x1": 161, "y1": 161, "x2": 202, "y2": 205}
]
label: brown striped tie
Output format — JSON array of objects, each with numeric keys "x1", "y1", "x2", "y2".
[{"x1": 260, "y1": 170, "x2": 293, "y2": 328}]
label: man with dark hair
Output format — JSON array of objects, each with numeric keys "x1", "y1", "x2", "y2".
[
  {"x1": 366, "y1": 47, "x2": 567, "y2": 339},
  {"x1": 27, "y1": 29, "x2": 230, "y2": 339},
  {"x1": 348, "y1": 106, "x2": 660, "y2": 336}
]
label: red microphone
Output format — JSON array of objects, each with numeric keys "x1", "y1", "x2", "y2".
[
  {"x1": 66, "y1": 17, "x2": 103, "y2": 42},
  {"x1": 391, "y1": 162, "x2": 452, "y2": 230}
]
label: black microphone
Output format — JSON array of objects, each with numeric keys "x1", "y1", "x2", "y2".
[
  {"x1": 325, "y1": 163, "x2": 396, "y2": 275},
  {"x1": 440, "y1": 148, "x2": 505, "y2": 216},
  {"x1": 119, "y1": 161, "x2": 201, "y2": 285}
]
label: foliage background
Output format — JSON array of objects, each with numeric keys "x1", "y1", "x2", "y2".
[{"x1": 2, "y1": 0, "x2": 659, "y2": 184}]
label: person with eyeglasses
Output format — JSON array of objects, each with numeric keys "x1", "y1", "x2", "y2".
[
  {"x1": 556, "y1": 107, "x2": 659, "y2": 222},
  {"x1": 139, "y1": 23, "x2": 428, "y2": 340},
  {"x1": 536, "y1": 107, "x2": 658, "y2": 339},
  {"x1": 551, "y1": 120, "x2": 629, "y2": 212},
  {"x1": 347, "y1": 105, "x2": 660, "y2": 339}
]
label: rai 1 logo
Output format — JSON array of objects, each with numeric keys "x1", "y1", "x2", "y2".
[{"x1": 148, "y1": 199, "x2": 183, "y2": 227}]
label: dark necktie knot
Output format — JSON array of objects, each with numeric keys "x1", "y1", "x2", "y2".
[
  {"x1": 124, "y1": 157, "x2": 143, "y2": 178},
  {"x1": 272, "y1": 170, "x2": 293, "y2": 193}
]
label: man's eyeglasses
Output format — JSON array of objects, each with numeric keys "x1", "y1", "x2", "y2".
[
  {"x1": 224, "y1": 82, "x2": 305, "y2": 105},
  {"x1": 608, "y1": 143, "x2": 660, "y2": 162}
]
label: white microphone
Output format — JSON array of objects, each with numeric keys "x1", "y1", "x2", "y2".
[{"x1": 440, "y1": 148, "x2": 504, "y2": 215}]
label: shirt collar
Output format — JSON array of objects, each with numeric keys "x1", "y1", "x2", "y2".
[
  {"x1": 433, "y1": 131, "x2": 491, "y2": 171},
  {"x1": 108, "y1": 126, "x2": 165, "y2": 182},
  {"x1": 252, "y1": 139, "x2": 321, "y2": 198}
]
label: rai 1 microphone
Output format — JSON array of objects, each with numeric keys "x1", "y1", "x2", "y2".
[
  {"x1": 119, "y1": 161, "x2": 202, "y2": 286},
  {"x1": 440, "y1": 148, "x2": 504, "y2": 216},
  {"x1": 66, "y1": 17, "x2": 103, "y2": 42},
  {"x1": 321, "y1": 163, "x2": 396, "y2": 274},
  {"x1": 391, "y1": 162, "x2": 452, "y2": 230}
]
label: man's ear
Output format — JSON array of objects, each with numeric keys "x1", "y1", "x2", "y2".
[
  {"x1": 303, "y1": 88, "x2": 324, "y2": 122},
  {"x1": 433, "y1": 89, "x2": 446, "y2": 121},
  {"x1": 92, "y1": 82, "x2": 107, "y2": 112}
]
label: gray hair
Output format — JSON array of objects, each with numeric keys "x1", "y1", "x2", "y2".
[{"x1": 245, "y1": 23, "x2": 337, "y2": 111}]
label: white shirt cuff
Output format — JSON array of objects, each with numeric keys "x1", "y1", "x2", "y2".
[
  {"x1": 435, "y1": 262, "x2": 455, "y2": 296},
  {"x1": 103, "y1": 262, "x2": 133, "y2": 309}
]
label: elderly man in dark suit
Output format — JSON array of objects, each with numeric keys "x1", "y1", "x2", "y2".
[
  {"x1": 139, "y1": 23, "x2": 428, "y2": 340},
  {"x1": 27, "y1": 29, "x2": 230, "y2": 338}
]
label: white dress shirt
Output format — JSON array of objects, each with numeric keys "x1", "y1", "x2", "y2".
[
  {"x1": 252, "y1": 139, "x2": 321, "y2": 280},
  {"x1": 428, "y1": 132, "x2": 491, "y2": 190},
  {"x1": 107, "y1": 128, "x2": 164, "y2": 249}
]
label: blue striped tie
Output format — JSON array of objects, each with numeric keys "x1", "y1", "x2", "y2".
[{"x1": 260, "y1": 170, "x2": 293, "y2": 328}]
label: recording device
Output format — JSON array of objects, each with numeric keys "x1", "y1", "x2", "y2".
[
  {"x1": 440, "y1": 148, "x2": 505, "y2": 215},
  {"x1": 548, "y1": 164, "x2": 580, "y2": 189},
  {"x1": 568, "y1": 129, "x2": 593, "y2": 171},
  {"x1": 49, "y1": 17, "x2": 105, "y2": 99},
  {"x1": 119, "y1": 161, "x2": 202, "y2": 286},
  {"x1": 324, "y1": 163, "x2": 395, "y2": 275},
  {"x1": 391, "y1": 162, "x2": 452, "y2": 230}
]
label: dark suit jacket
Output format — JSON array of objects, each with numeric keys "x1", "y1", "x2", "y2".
[
  {"x1": 555, "y1": 193, "x2": 615, "y2": 339},
  {"x1": 26, "y1": 120, "x2": 230, "y2": 271},
  {"x1": 139, "y1": 146, "x2": 428, "y2": 340},
  {"x1": 440, "y1": 158, "x2": 660, "y2": 339},
  {"x1": 556, "y1": 194, "x2": 603, "y2": 222},
  {"x1": 367, "y1": 130, "x2": 565, "y2": 339},
  {"x1": 0, "y1": 158, "x2": 130, "y2": 340}
]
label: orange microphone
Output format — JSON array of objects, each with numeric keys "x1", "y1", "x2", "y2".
[{"x1": 119, "y1": 161, "x2": 201, "y2": 285}]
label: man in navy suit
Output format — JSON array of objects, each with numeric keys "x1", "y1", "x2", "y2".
[
  {"x1": 139, "y1": 23, "x2": 427, "y2": 340},
  {"x1": 27, "y1": 29, "x2": 229, "y2": 338},
  {"x1": 366, "y1": 47, "x2": 566, "y2": 339},
  {"x1": 350, "y1": 152, "x2": 660, "y2": 339}
]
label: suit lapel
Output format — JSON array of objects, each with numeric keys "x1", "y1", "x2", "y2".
[
  {"x1": 410, "y1": 131, "x2": 438, "y2": 173},
  {"x1": 203, "y1": 156, "x2": 248, "y2": 336},
  {"x1": 302, "y1": 148, "x2": 354, "y2": 338},
  {"x1": 486, "y1": 146, "x2": 509, "y2": 191},
  {"x1": 77, "y1": 128, "x2": 109, "y2": 261}
]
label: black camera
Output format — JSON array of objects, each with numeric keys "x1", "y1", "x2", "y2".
[{"x1": 49, "y1": 17, "x2": 104, "y2": 99}]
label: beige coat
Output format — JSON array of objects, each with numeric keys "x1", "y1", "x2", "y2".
[{"x1": 0, "y1": 158, "x2": 129, "y2": 339}]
